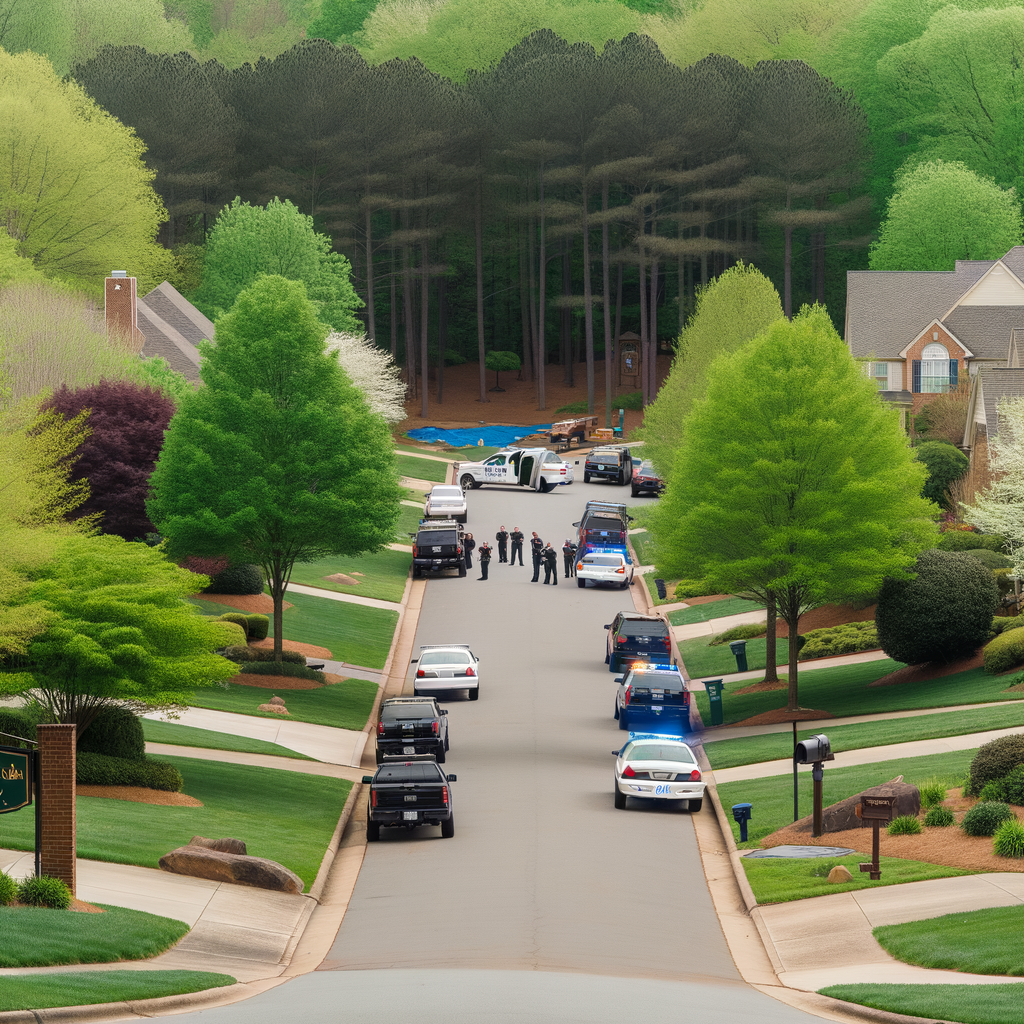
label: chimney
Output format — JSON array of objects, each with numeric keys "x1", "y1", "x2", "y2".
[{"x1": 104, "y1": 270, "x2": 146, "y2": 353}]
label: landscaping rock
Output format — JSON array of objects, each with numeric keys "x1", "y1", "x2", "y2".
[
  {"x1": 159, "y1": 844, "x2": 303, "y2": 893},
  {"x1": 258, "y1": 703, "x2": 289, "y2": 714},
  {"x1": 790, "y1": 777, "x2": 921, "y2": 833},
  {"x1": 827, "y1": 865, "x2": 853, "y2": 884},
  {"x1": 268, "y1": 696, "x2": 286, "y2": 706},
  {"x1": 190, "y1": 836, "x2": 247, "y2": 855}
]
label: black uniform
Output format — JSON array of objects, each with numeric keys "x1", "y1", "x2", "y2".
[
  {"x1": 495, "y1": 529, "x2": 509, "y2": 563},
  {"x1": 562, "y1": 541, "x2": 577, "y2": 578},
  {"x1": 530, "y1": 535, "x2": 544, "y2": 582},
  {"x1": 464, "y1": 535, "x2": 476, "y2": 571},
  {"x1": 510, "y1": 530, "x2": 525, "y2": 566},
  {"x1": 478, "y1": 543, "x2": 492, "y2": 580},
  {"x1": 542, "y1": 545, "x2": 558, "y2": 585}
]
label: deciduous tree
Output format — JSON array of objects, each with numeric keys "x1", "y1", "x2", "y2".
[{"x1": 324, "y1": 331, "x2": 406, "y2": 423}]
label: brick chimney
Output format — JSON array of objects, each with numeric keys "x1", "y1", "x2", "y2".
[{"x1": 104, "y1": 270, "x2": 146, "y2": 352}]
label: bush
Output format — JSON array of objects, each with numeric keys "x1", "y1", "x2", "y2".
[
  {"x1": 964, "y1": 548, "x2": 1013, "y2": 570},
  {"x1": 991, "y1": 614, "x2": 1024, "y2": 636},
  {"x1": 937, "y1": 531, "x2": 1007, "y2": 553},
  {"x1": 217, "y1": 611, "x2": 250, "y2": 636},
  {"x1": 925, "y1": 806, "x2": 955, "y2": 827},
  {"x1": 919, "y1": 779, "x2": 948, "y2": 808},
  {"x1": 207, "y1": 620, "x2": 247, "y2": 647},
  {"x1": 969, "y1": 734, "x2": 1024, "y2": 794},
  {"x1": 234, "y1": 661, "x2": 326, "y2": 683},
  {"x1": 221, "y1": 644, "x2": 305, "y2": 664},
  {"x1": 993, "y1": 569, "x2": 1017, "y2": 599},
  {"x1": 618, "y1": 391, "x2": 643, "y2": 411},
  {"x1": 915, "y1": 440, "x2": 969, "y2": 509},
  {"x1": 961, "y1": 801, "x2": 1014, "y2": 836},
  {"x1": 673, "y1": 579, "x2": 719, "y2": 600},
  {"x1": 555, "y1": 400, "x2": 588, "y2": 416},
  {"x1": 980, "y1": 780, "x2": 1007, "y2": 802},
  {"x1": 17, "y1": 875, "x2": 72, "y2": 910},
  {"x1": 709, "y1": 621, "x2": 766, "y2": 645},
  {"x1": 0, "y1": 708, "x2": 35, "y2": 747},
  {"x1": 205, "y1": 563, "x2": 263, "y2": 595},
  {"x1": 246, "y1": 614, "x2": 269, "y2": 641},
  {"x1": 875, "y1": 549, "x2": 999, "y2": 665},
  {"x1": 798, "y1": 621, "x2": 878, "y2": 660},
  {"x1": 998, "y1": 765, "x2": 1024, "y2": 806},
  {"x1": 77, "y1": 705, "x2": 145, "y2": 762},
  {"x1": 887, "y1": 814, "x2": 923, "y2": 835},
  {"x1": 0, "y1": 871, "x2": 17, "y2": 905},
  {"x1": 994, "y1": 818, "x2": 1024, "y2": 858},
  {"x1": 76, "y1": 751, "x2": 183, "y2": 792},
  {"x1": 983, "y1": 628, "x2": 1024, "y2": 674}
]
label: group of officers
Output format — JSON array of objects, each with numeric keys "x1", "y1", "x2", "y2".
[{"x1": 461, "y1": 527, "x2": 578, "y2": 583}]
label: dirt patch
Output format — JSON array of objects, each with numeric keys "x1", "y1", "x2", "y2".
[
  {"x1": 77, "y1": 785, "x2": 203, "y2": 807},
  {"x1": 732, "y1": 678, "x2": 788, "y2": 696},
  {"x1": 869, "y1": 651, "x2": 985, "y2": 687},
  {"x1": 680, "y1": 594, "x2": 733, "y2": 607},
  {"x1": 324, "y1": 573, "x2": 360, "y2": 586},
  {"x1": 251, "y1": 638, "x2": 332, "y2": 659},
  {"x1": 775, "y1": 603, "x2": 876, "y2": 637},
  {"x1": 71, "y1": 900, "x2": 105, "y2": 913},
  {"x1": 729, "y1": 707, "x2": 834, "y2": 727},
  {"x1": 194, "y1": 593, "x2": 290, "y2": 615},
  {"x1": 230, "y1": 671, "x2": 345, "y2": 690}
]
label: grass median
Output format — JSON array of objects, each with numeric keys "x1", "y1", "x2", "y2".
[
  {"x1": 288, "y1": 548, "x2": 411, "y2": 603},
  {"x1": 142, "y1": 719, "x2": 315, "y2": 760},
  {"x1": 0, "y1": 971, "x2": 236, "y2": 1013},
  {"x1": 820, "y1": 983, "x2": 1024, "y2": 1024},
  {"x1": 396, "y1": 454, "x2": 449, "y2": 483},
  {"x1": 279, "y1": 591, "x2": 398, "y2": 668},
  {"x1": 681, "y1": 634, "x2": 790, "y2": 678},
  {"x1": 668, "y1": 596, "x2": 765, "y2": 626}
]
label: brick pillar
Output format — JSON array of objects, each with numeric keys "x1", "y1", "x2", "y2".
[
  {"x1": 104, "y1": 271, "x2": 146, "y2": 353},
  {"x1": 36, "y1": 724, "x2": 76, "y2": 894}
]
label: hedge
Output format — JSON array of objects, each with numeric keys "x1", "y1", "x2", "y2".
[
  {"x1": 217, "y1": 612, "x2": 250, "y2": 636},
  {"x1": 222, "y1": 644, "x2": 305, "y2": 664},
  {"x1": 964, "y1": 548, "x2": 1013, "y2": 570},
  {"x1": 969, "y1": 734, "x2": 1024, "y2": 795},
  {"x1": 799, "y1": 621, "x2": 878, "y2": 660},
  {"x1": 674, "y1": 579, "x2": 719, "y2": 600},
  {"x1": 207, "y1": 620, "x2": 247, "y2": 647},
  {"x1": 205, "y1": 563, "x2": 263, "y2": 595},
  {"x1": 77, "y1": 705, "x2": 145, "y2": 762},
  {"x1": 937, "y1": 531, "x2": 1007, "y2": 553},
  {"x1": 236, "y1": 662, "x2": 326, "y2": 683},
  {"x1": 983, "y1": 627, "x2": 1024, "y2": 674},
  {"x1": 76, "y1": 752, "x2": 184, "y2": 792},
  {"x1": 709, "y1": 622, "x2": 766, "y2": 645},
  {"x1": 0, "y1": 709, "x2": 35, "y2": 747},
  {"x1": 246, "y1": 614, "x2": 270, "y2": 641},
  {"x1": 991, "y1": 614, "x2": 1024, "y2": 636}
]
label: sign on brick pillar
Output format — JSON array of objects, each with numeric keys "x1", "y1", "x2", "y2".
[{"x1": 36, "y1": 723, "x2": 76, "y2": 895}]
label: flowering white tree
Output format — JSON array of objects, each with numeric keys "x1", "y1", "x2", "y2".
[
  {"x1": 964, "y1": 396, "x2": 1024, "y2": 575},
  {"x1": 325, "y1": 331, "x2": 406, "y2": 424}
]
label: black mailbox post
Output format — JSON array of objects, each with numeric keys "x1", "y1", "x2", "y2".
[
  {"x1": 732, "y1": 802, "x2": 753, "y2": 842},
  {"x1": 794, "y1": 733, "x2": 834, "y2": 838}
]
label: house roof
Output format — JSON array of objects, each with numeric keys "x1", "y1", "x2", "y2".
[
  {"x1": 964, "y1": 366, "x2": 1024, "y2": 447},
  {"x1": 136, "y1": 282, "x2": 212, "y2": 383},
  {"x1": 942, "y1": 306, "x2": 1024, "y2": 360}
]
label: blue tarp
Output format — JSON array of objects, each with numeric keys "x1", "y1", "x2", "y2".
[{"x1": 406, "y1": 424, "x2": 552, "y2": 448}]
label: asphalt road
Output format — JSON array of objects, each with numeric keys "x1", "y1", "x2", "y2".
[{"x1": 168, "y1": 477, "x2": 829, "y2": 1023}]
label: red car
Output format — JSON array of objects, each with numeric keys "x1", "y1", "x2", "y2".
[{"x1": 631, "y1": 459, "x2": 664, "y2": 497}]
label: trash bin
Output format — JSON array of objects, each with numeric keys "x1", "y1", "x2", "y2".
[
  {"x1": 728, "y1": 639, "x2": 748, "y2": 673},
  {"x1": 703, "y1": 679, "x2": 725, "y2": 727},
  {"x1": 654, "y1": 578, "x2": 667, "y2": 599}
]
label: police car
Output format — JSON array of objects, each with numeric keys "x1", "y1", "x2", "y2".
[
  {"x1": 613, "y1": 662, "x2": 691, "y2": 733},
  {"x1": 411, "y1": 644, "x2": 480, "y2": 700},
  {"x1": 612, "y1": 733, "x2": 704, "y2": 811}
]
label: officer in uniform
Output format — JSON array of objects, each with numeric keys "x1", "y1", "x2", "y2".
[
  {"x1": 478, "y1": 541, "x2": 492, "y2": 580},
  {"x1": 562, "y1": 538, "x2": 577, "y2": 578},
  {"x1": 495, "y1": 526, "x2": 509, "y2": 563},
  {"x1": 464, "y1": 533, "x2": 476, "y2": 572},
  {"x1": 530, "y1": 532, "x2": 544, "y2": 582},
  {"x1": 510, "y1": 527, "x2": 525, "y2": 566},
  {"x1": 542, "y1": 543, "x2": 559, "y2": 585}
]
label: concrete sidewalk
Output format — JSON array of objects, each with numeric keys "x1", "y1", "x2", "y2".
[
  {"x1": 673, "y1": 609, "x2": 767, "y2": 642},
  {"x1": 686, "y1": 649, "x2": 891, "y2": 690},
  {"x1": 284, "y1": 581, "x2": 401, "y2": 611},
  {"x1": 145, "y1": 743, "x2": 366, "y2": 783}
]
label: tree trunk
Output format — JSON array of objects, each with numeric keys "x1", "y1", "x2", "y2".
[
  {"x1": 476, "y1": 177, "x2": 488, "y2": 403},
  {"x1": 528, "y1": 211, "x2": 539, "y2": 391},
  {"x1": 402, "y1": 229, "x2": 415, "y2": 397},
  {"x1": 437, "y1": 272, "x2": 447, "y2": 403},
  {"x1": 562, "y1": 235, "x2": 573, "y2": 386},
  {"x1": 365, "y1": 206, "x2": 376, "y2": 341},
  {"x1": 784, "y1": 586, "x2": 801, "y2": 711},
  {"x1": 537, "y1": 161, "x2": 547, "y2": 411},
  {"x1": 519, "y1": 222, "x2": 533, "y2": 380},
  {"x1": 649, "y1": 234, "x2": 659, "y2": 405},
  {"x1": 420, "y1": 238, "x2": 430, "y2": 418},
  {"x1": 763, "y1": 591, "x2": 779, "y2": 683},
  {"x1": 638, "y1": 207, "x2": 649, "y2": 407},
  {"x1": 390, "y1": 271, "x2": 397, "y2": 359},
  {"x1": 613, "y1": 257, "x2": 623, "y2": 364},
  {"x1": 270, "y1": 562, "x2": 286, "y2": 663},
  {"x1": 602, "y1": 179, "x2": 613, "y2": 428},
  {"x1": 583, "y1": 187, "x2": 595, "y2": 415}
]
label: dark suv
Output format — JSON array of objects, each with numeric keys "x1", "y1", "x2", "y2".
[
  {"x1": 604, "y1": 611, "x2": 672, "y2": 673},
  {"x1": 363, "y1": 756, "x2": 457, "y2": 841},
  {"x1": 584, "y1": 446, "x2": 634, "y2": 485},
  {"x1": 376, "y1": 697, "x2": 449, "y2": 764},
  {"x1": 411, "y1": 519, "x2": 466, "y2": 578}
]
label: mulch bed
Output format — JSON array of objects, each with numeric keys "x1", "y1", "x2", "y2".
[
  {"x1": 193, "y1": 592, "x2": 288, "y2": 615},
  {"x1": 680, "y1": 594, "x2": 732, "y2": 607},
  {"x1": 729, "y1": 707, "x2": 834, "y2": 727},
  {"x1": 230, "y1": 671, "x2": 345, "y2": 690},
  {"x1": 869, "y1": 651, "x2": 985, "y2": 687},
  {"x1": 77, "y1": 785, "x2": 203, "y2": 807},
  {"x1": 251, "y1": 638, "x2": 332, "y2": 659},
  {"x1": 732, "y1": 678, "x2": 788, "y2": 696},
  {"x1": 775, "y1": 603, "x2": 877, "y2": 637}
]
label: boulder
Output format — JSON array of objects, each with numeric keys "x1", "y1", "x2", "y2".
[
  {"x1": 189, "y1": 835, "x2": 247, "y2": 855},
  {"x1": 160, "y1": 844, "x2": 303, "y2": 893},
  {"x1": 791, "y1": 777, "x2": 920, "y2": 833},
  {"x1": 268, "y1": 696, "x2": 286, "y2": 706},
  {"x1": 258, "y1": 703, "x2": 289, "y2": 714},
  {"x1": 827, "y1": 865, "x2": 853, "y2": 884}
]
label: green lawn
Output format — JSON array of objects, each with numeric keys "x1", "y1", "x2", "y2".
[
  {"x1": 741, "y1": 853, "x2": 969, "y2": 905},
  {"x1": 669, "y1": 596, "x2": 766, "y2": 626},
  {"x1": 681, "y1": 635, "x2": 788, "y2": 678},
  {"x1": 396, "y1": 502, "x2": 422, "y2": 539},
  {"x1": 820, "y1": 983, "x2": 1024, "y2": 1024},
  {"x1": 278, "y1": 590, "x2": 398, "y2": 668},
  {"x1": 288, "y1": 548, "x2": 411, "y2": 603},
  {"x1": 874, "y1": 905, "x2": 1024, "y2": 975},
  {"x1": 643, "y1": 572, "x2": 680, "y2": 606},
  {"x1": 705, "y1": 701, "x2": 1024, "y2": 770},
  {"x1": 0, "y1": 971, "x2": 236, "y2": 1012},
  {"x1": 0, "y1": 757, "x2": 351, "y2": 890},
  {"x1": 717, "y1": 748, "x2": 975, "y2": 849},
  {"x1": 449, "y1": 445, "x2": 501, "y2": 459},
  {"x1": 396, "y1": 454, "x2": 449, "y2": 483},
  {"x1": 186, "y1": 596, "x2": 244, "y2": 617},
  {"x1": 142, "y1": 719, "x2": 315, "y2": 760},
  {"x1": 0, "y1": 904, "x2": 189, "y2": 967},
  {"x1": 630, "y1": 530, "x2": 658, "y2": 566},
  {"x1": 189, "y1": 677, "x2": 378, "y2": 730}
]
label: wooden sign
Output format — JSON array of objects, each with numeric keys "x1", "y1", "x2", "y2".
[
  {"x1": 0, "y1": 745, "x2": 32, "y2": 814},
  {"x1": 856, "y1": 796, "x2": 897, "y2": 822}
]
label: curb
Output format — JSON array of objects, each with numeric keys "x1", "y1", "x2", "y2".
[
  {"x1": 307, "y1": 780, "x2": 362, "y2": 905},
  {"x1": 809, "y1": 993, "x2": 951, "y2": 1024}
]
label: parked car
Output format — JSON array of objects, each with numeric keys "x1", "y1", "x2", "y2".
[
  {"x1": 612, "y1": 735, "x2": 704, "y2": 811},
  {"x1": 631, "y1": 459, "x2": 665, "y2": 497},
  {"x1": 577, "y1": 550, "x2": 634, "y2": 589},
  {"x1": 412, "y1": 644, "x2": 480, "y2": 700},
  {"x1": 376, "y1": 697, "x2": 449, "y2": 764},
  {"x1": 424, "y1": 484, "x2": 468, "y2": 523},
  {"x1": 614, "y1": 663, "x2": 691, "y2": 734},
  {"x1": 411, "y1": 519, "x2": 466, "y2": 579},
  {"x1": 573, "y1": 500, "x2": 632, "y2": 555},
  {"x1": 604, "y1": 611, "x2": 672, "y2": 673},
  {"x1": 456, "y1": 447, "x2": 573, "y2": 493},
  {"x1": 584, "y1": 445, "x2": 634, "y2": 485},
  {"x1": 363, "y1": 755, "x2": 457, "y2": 840}
]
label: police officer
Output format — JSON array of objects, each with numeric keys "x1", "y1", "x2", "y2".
[
  {"x1": 530, "y1": 532, "x2": 544, "y2": 582},
  {"x1": 542, "y1": 543, "x2": 559, "y2": 585},
  {"x1": 495, "y1": 526, "x2": 509, "y2": 563},
  {"x1": 464, "y1": 532, "x2": 476, "y2": 572},
  {"x1": 510, "y1": 527, "x2": 525, "y2": 566},
  {"x1": 478, "y1": 541, "x2": 492, "y2": 580},
  {"x1": 562, "y1": 538, "x2": 577, "y2": 578}
]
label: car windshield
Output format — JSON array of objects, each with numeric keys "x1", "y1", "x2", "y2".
[
  {"x1": 590, "y1": 451, "x2": 622, "y2": 463},
  {"x1": 420, "y1": 650, "x2": 470, "y2": 666},
  {"x1": 624, "y1": 743, "x2": 695, "y2": 764},
  {"x1": 418, "y1": 530, "x2": 457, "y2": 545},
  {"x1": 376, "y1": 764, "x2": 444, "y2": 782},
  {"x1": 584, "y1": 555, "x2": 624, "y2": 566},
  {"x1": 620, "y1": 620, "x2": 669, "y2": 637}
]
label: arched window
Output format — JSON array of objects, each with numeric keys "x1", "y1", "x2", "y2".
[{"x1": 914, "y1": 342, "x2": 956, "y2": 394}]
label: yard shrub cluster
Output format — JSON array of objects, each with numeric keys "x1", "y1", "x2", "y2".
[
  {"x1": 16, "y1": 875, "x2": 72, "y2": 910},
  {"x1": 204, "y1": 563, "x2": 263, "y2": 595},
  {"x1": 936, "y1": 531, "x2": 1007, "y2": 553},
  {"x1": 964, "y1": 548, "x2": 1012, "y2": 570},
  {"x1": 206, "y1": 619, "x2": 247, "y2": 647},
  {"x1": 968, "y1": 734, "x2": 1024, "y2": 794},
  {"x1": 77, "y1": 705, "x2": 145, "y2": 762},
  {"x1": 991, "y1": 615, "x2": 1024, "y2": 636},
  {"x1": 798, "y1": 621, "x2": 878, "y2": 660},
  {"x1": 222, "y1": 645, "x2": 305, "y2": 665},
  {"x1": 976, "y1": 765, "x2": 1024, "y2": 805},
  {"x1": 212, "y1": 611, "x2": 268, "y2": 641},
  {"x1": 236, "y1": 662, "x2": 325, "y2": 683},
  {"x1": 674, "y1": 579, "x2": 718, "y2": 600},
  {"x1": 993, "y1": 819, "x2": 1024, "y2": 858},
  {"x1": 919, "y1": 779, "x2": 948, "y2": 807},
  {"x1": 0, "y1": 872, "x2": 16, "y2": 905},
  {"x1": 710, "y1": 621, "x2": 766, "y2": 645},
  {"x1": 887, "y1": 815, "x2": 923, "y2": 835},
  {"x1": 216, "y1": 611, "x2": 249, "y2": 633},
  {"x1": 983, "y1": 628, "x2": 1024, "y2": 674},
  {"x1": 0, "y1": 709, "x2": 35, "y2": 746},
  {"x1": 76, "y1": 751, "x2": 183, "y2": 792},
  {"x1": 924, "y1": 806, "x2": 955, "y2": 827},
  {"x1": 961, "y1": 800, "x2": 1014, "y2": 836}
]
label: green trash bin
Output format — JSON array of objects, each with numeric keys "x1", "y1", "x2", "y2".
[{"x1": 704, "y1": 679, "x2": 725, "y2": 727}]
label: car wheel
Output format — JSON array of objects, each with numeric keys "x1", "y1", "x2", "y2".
[
  {"x1": 469, "y1": 686, "x2": 480, "y2": 701},
  {"x1": 689, "y1": 798, "x2": 703, "y2": 813},
  {"x1": 435, "y1": 744, "x2": 446, "y2": 764},
  {"x1": 631, "y1": 486, "x2": 638, "y2": 497},
  {"x1": 441, "y1": 814, "x2": 455, "y2": 838},
  {"x1": 577, "y1": 577, "x2": 585, "y2": 588},
  {"x1": 584, "y1": 472, "x2": 591, "y2": 483},
  {"x1": 620, "y1": 580, "x2": 629, "y2": 589},
  {"x1": 460, "y1": 474, "x2": 475, "y2": 491},
  {"x1": 613, "y1": 701, "x2": 619, "y2": 720},
  {"x1": 458, "y1": 562, "x2": 467, "y2": 578},
  {"x1": 537, "y1": 477, "x2": 550, "y2": 493},
  {"x1": 375, "y1": 749, "x2": 383, "y2": 765},
  {"x1": 366, "y1": 817, "x2": 380, "y2": 842},
  {"x1": 618, "y1": 471, "x2": 625, "y2": 485},
  {"x1": 444, "y1": 733, "x2": 450, "y2": 752},
  {"x1": 614, "y1": 789, "x2": 627, "y2": 809}
]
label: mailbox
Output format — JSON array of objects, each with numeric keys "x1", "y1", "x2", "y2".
[
  {"x1": 732, "y1": 802, "x2": 753, "y2": 842},
  {"x1": 794, "y1": 734, "x2": 831, "y2": 764}
]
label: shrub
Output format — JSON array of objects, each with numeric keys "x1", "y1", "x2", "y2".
[
  {"x1": 961, "y1": 801, "x2": 1014, "y2": 836},
  {"x1": 993, "y1": 569, "x2": 1017, "y2": 599},
  {"x1": 937, "y1": 531, "x2": 1006, "y2": 552},
  {"x1": 618, "y1": 391, "x2": 644, "y2": 411},
  {"x1": 17, "y1": 875, "x2": 72, "y2": 910},
  {"x1": 919, "y1": 779, "x2": 948, "y2": 808},
  {"x1": 798, "y1": 621, "x2": 878, "y2": 660},
  {"x1": 983, "y1": 628, "x2": 1024, "y2": 674},
  {"x1": 207, "y1": 620, "x2": 247, "y2": 647},
  {"x1": 875, "y1": 549, "x2": 999, "y2": 665},
  {"x1": 994, "y1": 818, "x2": 1024, "y2": 858},
  {"x1": 980, "y1": 780, "x2": 1007, "y2": 802},
  {"x1": 964, "y1": 548, "x2": 1013, "y2": 570},
  {"x1": 887, "y1": 815, "x2": 923, "y2": 836},
  {"x1": 925, "y1": 806, "x2": 955, "y2": 827},
  {"x1": 674, "y1": 579, "x2": 718, "y2": 600},
  {"x1": 246, "y1": 614, "x2": 269, "y2": 641},
  {"x1": 0, "y1": 709, "x2": 35, "y2": 747},
  {"x1": 991, "y1": 614, "x2": 1024, "y2": 636},
  {"x1": 77, "y1": 705, "x2": 145, "y2": 762},
  {"x1": 555, "y1": 400, "x2": 588, "y2": 416},
  {"x1": 915, "y1": 440, "x2": 969, "y2": 509},
  {"x1": 969, "y1": 734, "x2": 1024, "y2": 794},
  {"x1": 221, "y1": 645, "x2": 305, "y2": 665},
  {"x1": 76, "y1": 751, "x2": 183, "y2": 792},
  {"x1": 709, "y1": 622, "x2": 766, "y2": 645},
  {"x1": 217, "y1": 612, "x2": 250, "y2": 636},
  {"x1": 205, "y1": 563, "x2": 263, "y2": 595},
  {"x1": 0, "y1": 871, "x2": 17, "y2": 905},
  {"x1": 234, "y1": 661, "x2": 326, "y2": 683}
]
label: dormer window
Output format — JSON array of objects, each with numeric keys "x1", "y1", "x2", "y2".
[{"x1": 913, "y1": 342, "x2": 957, "y2": 394}]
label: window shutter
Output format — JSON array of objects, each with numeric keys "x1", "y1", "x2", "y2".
[
  {"x1": 949, "y1": 359, "x2": 958, "y2": 390},
  {"x1": 912, "y1": 360, "x2": 922, "y2": 393}
]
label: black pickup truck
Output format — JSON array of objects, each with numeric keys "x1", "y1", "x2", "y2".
[
  {"x1": 411, "y1": 519, "x2": 466, "y2": 579},
  {"x1": 376, "y1": 697, "x2": 449, "y2": 764},
  {"x1": 363, "y1": 756, "x2": 457, "y2": 841}
]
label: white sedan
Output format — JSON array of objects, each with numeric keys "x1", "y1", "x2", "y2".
[
  {"x1": 412, "y1": 644, "x2": 480, "y2": 701},
  {"x1": 424, "y1": 485, "x2": 467, "y2": 523},
  {"x1": 613, "y1": 735, "x2": 704, "y2": 811},
  {"x1": 576, "y1": 550, "x2": 634, "y2": 589}
]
